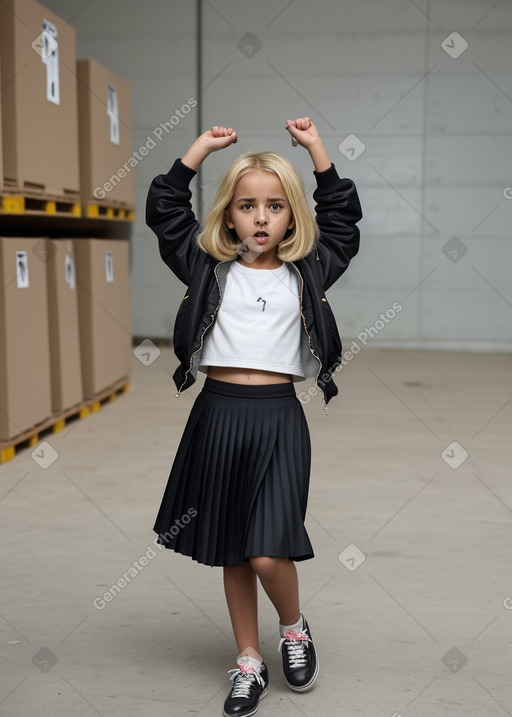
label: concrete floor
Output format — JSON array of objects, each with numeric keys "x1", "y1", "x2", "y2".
[{"x1": 1, "y1": 347, "x2": 511, "y2": 717}]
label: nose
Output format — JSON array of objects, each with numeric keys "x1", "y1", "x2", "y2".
[{"x1": 255, "y1": 206, "x2": 268, "y2": 226}]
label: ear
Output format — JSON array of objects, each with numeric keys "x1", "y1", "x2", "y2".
[
  {"x1": 225, "y1": 208, "x2": 235, "y2": 229},
  {"x1": 287, "y1": 216, "x2": 295, "y2": 231}
]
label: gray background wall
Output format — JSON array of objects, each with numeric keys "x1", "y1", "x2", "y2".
[{"x1": 44, "y1": 0, "x2": 512, "y2": 352}]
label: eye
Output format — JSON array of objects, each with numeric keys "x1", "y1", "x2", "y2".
[
  {"x1": 240, "y1": 203, "x2": 253, "y2": 211},
  {"x1": 269, "y1": 203, "x2": 283, "y2": 212}
]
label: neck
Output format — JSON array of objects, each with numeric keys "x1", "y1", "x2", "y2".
[{"x1": 237, "y1": 250, "x2": 282, "y2": 270}]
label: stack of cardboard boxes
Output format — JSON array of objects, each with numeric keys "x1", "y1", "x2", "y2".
[{"x1": 0, "y1": 0, "x2": 133, "y2": 449}]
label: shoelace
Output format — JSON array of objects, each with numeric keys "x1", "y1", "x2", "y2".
[
  {"x1": 227, "y1": 663, "x2": 265, "y2": 699},
  {"x1": 278, "y1": 629, "x2": 311, "y2": 668}
]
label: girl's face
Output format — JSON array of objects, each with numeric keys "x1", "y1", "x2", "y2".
[{"x1": 225, "y1": 171, "x2": 294, "y2": 258}]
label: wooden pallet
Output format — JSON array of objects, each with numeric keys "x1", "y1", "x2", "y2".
[
  {"x1": 0, "y1": 193, "x2": 81, "y2": 217},
  {"x1": 84, "y1": 203, "x2": 135, "y2": 220},
  {"x1": 0, "y1": 378, "x2": 130, "y2": 465}
]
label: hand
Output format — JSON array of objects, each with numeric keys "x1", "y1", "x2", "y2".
[
  {"x1": 285, "y1": 117, "x2": 331, "y2": 171},
  {"x1": 198, "y1": 126, "x2": 238, "y2": 152},
  {"x1": 182, "y1": 126, "x2": 238, "y2": 170},
  {"x1": 285, "y1": 117, "x2": 321, "y2": 149}
]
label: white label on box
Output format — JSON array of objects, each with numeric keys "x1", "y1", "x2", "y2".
[
  {"x1": 42, "y1": 20, "x2": 60, "y2": 105},
  {"x1": 16, "y1": 251, "x2": 29, "y2": 288},
  {"x1": 65, "y1": 252, "x2": 76, "y2": 290},
  {"x1": 107, "y1": 84, "x2": 120, "y2": 145},
  {"x1": 105, "y1": 251, "x2": 114, "y2": 283}
]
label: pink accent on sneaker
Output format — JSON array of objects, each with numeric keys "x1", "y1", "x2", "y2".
[
  {"x1": 239, "y1": 661, "x2": 255, "y2": 673},
  {"x1": 283, "y1": 629, "x2": 310, "y2": 642}
]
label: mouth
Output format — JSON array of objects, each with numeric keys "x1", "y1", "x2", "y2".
[{"x1": 253, "y1": 231, "x2": 269, "y2": 244}]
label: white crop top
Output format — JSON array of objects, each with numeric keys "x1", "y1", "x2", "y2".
[{"x1": 198, "y1": 260, "x2": 306, "y2": 380}]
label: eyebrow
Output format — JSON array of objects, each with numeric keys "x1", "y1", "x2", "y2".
[{"x1": 235, "y1": 197, "x2": 287, "y2": 203}]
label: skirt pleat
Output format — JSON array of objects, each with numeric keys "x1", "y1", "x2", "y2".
[{"x1": 153, "y1": 377, "x2": 313, "y2": 567}]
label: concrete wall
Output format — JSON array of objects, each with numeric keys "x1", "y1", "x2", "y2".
[{"x1": 43, "y1": 0, "x2": 512, "y2": 351}]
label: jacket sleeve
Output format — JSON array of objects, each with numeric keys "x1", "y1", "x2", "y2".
[
  {"x1": 145, "y1": 158, "x2": 202, "y2": 286},
  {"x1": 312, "y1": 163, "x2": 363, "y2": 291}
]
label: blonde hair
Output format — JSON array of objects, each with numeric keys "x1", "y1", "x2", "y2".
[{"x1": 196, "y1": 152, "x2": 319, "y2": 262}]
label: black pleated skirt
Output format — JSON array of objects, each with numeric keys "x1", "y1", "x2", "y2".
[{"x1": 153, "y1": 377, "x2": 313, "y2": 567}]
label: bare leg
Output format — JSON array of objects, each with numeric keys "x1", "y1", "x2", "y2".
[
  {"x1": 223, "y1": 562, "x2": 262, "y2": 661},
  {"x1": 249, "y1": 556, "x2": 301, "y2": 626}
]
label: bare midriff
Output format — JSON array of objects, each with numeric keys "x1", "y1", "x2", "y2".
[{"x1": 207, "y1": 366, "x2": 292, "y2": 385}]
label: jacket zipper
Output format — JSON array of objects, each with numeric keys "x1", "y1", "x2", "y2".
[
  {"x1": 292, "y1": 264, "x2": 328, "y2": 415},
  {"x1": 177, "y1": 260, "x2": 328, "y2": 414},
  {"x1": 175, "y1": 261, "x2": 226, "y2": 397}
]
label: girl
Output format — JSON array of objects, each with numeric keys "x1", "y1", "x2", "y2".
[{"x1": 146, "y1": 117, "x2": 362, "y2": 717}]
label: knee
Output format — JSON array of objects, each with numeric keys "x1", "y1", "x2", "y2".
[{"x1": 248, "y1": 555, "x2": 280, "y2": 578}]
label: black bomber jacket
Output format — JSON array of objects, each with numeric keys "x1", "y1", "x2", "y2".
[{"x1": 145, "y1": 158, "x2": 362, "y2": 412}]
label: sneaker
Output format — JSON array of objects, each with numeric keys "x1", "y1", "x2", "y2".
[
  {"x1": 223, "y1": 661, "x2": 269, "y2": 717},
  {"x1": 278, "y1": 616, "x2": 319, "y2": 691}
]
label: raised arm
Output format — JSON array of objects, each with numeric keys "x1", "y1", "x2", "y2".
[
  {"x1": 285, "y1": 117, "x2": 363, "y2": 290},
  {"x1": 285, "y1": 117, "x2": 330, "y2": 172},
  {"x1": 145, "y1": 127, "x2": 238, "y2": 285},
  {"x1": 182, "y1": 126, "x2": 237, "y2": 170}
]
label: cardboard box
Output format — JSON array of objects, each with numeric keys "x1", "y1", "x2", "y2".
[
  {"x1": 0, "y1": 237, "x2": 53, "y2": 441},
  {"x1": 0, "y1": 56, "x2": 3, "y2": 193},
  {"x1": 46, "y1": 239, "x2": 83, "y2": 412},
  {"x1": 77, "y1": 59, "x2": 134, "y2": 209},
  {"x1": 73, "y1": 239, "x2": 131, "y2": 399},
  {"x1": 0, "y1": 0, "x2": 80, "y2": 198}
]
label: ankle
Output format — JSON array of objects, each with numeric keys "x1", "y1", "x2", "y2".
[
  {"x1": 237, "y1": 646, "x2": 263, "y2": 664},
  {"x1": 279, "y1": 613, "x2": 303, "y2": 637},
  {"x1": 279, "y1": 611, "x2": 301, "y2": 627}
]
